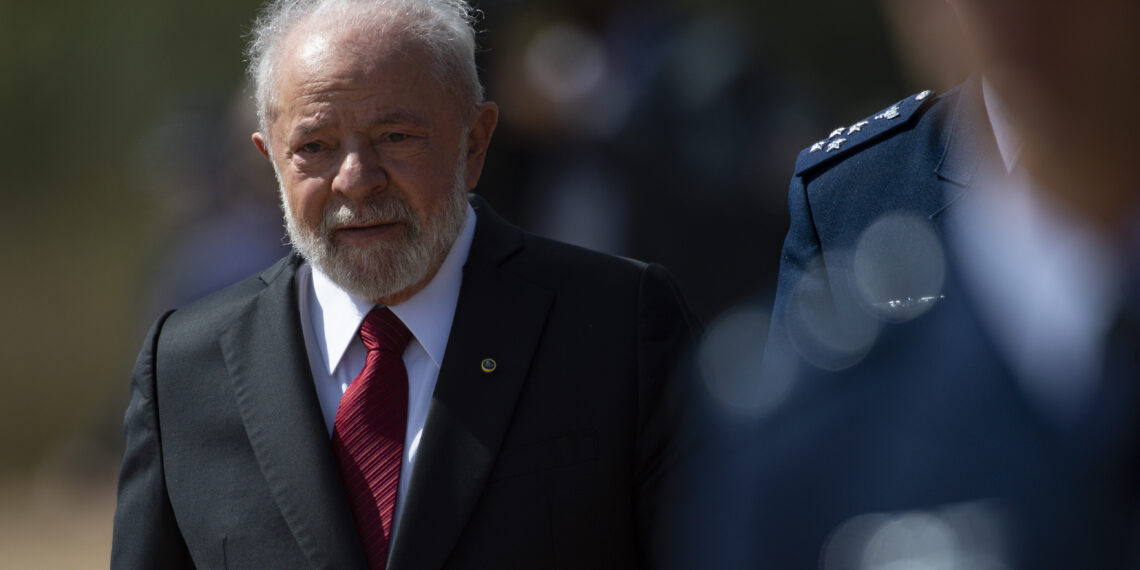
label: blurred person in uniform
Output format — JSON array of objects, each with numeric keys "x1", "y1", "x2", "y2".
[
  {"x1": 110, "y1": 0, "x2": 697, "y2": 568},
  {"x1": 742, "y1": 0, "x2": 1140, "y2": 567}
]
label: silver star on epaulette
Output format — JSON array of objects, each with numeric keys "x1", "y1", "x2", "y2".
[
  {"x1": 829, "y1": 127, "x2": 845, "y2": 138},
  {"x1": 875, "y1": 106, "x2": 901, "y2": 120},
  {"x1": 826, "y1": 138, "x2": 847, "y2": 152},
  {"x1": 847, "y1": 120, "x2": 869, "y2": 135},
  {"x1": 916, "y1": 90, "x2": 933, "y2": 101},
  {"x1": 810, "y1": 141, "x2": 826, "y2": 153}
]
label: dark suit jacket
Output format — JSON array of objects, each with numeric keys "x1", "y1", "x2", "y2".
[
  {"x1": 734, "y1": 80, "x2": 1140, "y2": 568},
  {"x1": 111, "y1": 196, "x2": 697, "y2": 569}
]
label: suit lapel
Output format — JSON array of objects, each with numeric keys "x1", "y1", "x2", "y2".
[
  {"x1": 220, "y1": 255, "x2": 368, "y2": 570},
  {"x1": 388, "y1": 198, "x2": 554, "y2": 570}
]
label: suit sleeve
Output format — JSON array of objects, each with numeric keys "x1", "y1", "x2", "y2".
[
  {"x1": 764, "y1": 173, "x2": 834, "y2": 372},
  {"x1": 111, "y1": 310, "x2": 194, "y2": 570},
  {"x1": 632, "y1": 263, "x2": 700, "y2": 568}
]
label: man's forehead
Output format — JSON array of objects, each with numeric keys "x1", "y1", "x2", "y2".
[
  {"x1": 273, "y1": 25, "x2": 430, "y2": 98},
  {"x1": 262, "y1": 8, "x2": 467, "y2": 138},
  {"x1": 293, "y1": 29, "x2": 338, "y2": 71},
  {"x1": 284, "y1": 23, "x2": 402, "y2": 73},
  {"x1": 282, "y1": 7, "x2": 411, "y2": 69}
]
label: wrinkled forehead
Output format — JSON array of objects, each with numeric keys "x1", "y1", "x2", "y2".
[{"x1": 264, "y1": 7, "x2": 444, "y2": 118}]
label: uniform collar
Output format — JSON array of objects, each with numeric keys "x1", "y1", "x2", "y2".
[{"x1": 981, "y1": 78, "x2": 1024, "y2": 172}]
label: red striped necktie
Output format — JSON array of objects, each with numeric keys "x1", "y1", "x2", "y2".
[{"x1": 332, "y1": 307, "x2": 412, "y2": 569}]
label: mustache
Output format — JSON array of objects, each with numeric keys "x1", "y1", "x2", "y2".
[{"x1": 319, "y1": 196, "x2": 418, "y2": 234}]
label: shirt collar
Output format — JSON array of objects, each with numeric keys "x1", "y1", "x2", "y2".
[
  {"x1": 311, "y1": 203, "x2": 477, "y2": 374},
  {"x1": 981, "y1": 78, "x2": 1023, "y2": 172}
]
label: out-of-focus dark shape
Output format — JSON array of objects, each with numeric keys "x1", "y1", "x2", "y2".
[
  {"x1": 704, "y1": 0, "x2": 1140, "y2": 568},
  {"x1": 878, "y1": 0, "x2": 970, "y2": 91},
  {"x1": 130, "y1": 87, "x2": 290, "y2": 320},
  {"x1": 950, "y1": 0, "x2": 1140, "y2": 233},
  {"x1": 474, "y1": 0, "x2": 881, "y2": 321}
]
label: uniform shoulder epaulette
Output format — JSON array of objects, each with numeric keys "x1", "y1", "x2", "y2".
[{"x1": 794, "y1": 89, "x2": 937, "y2": 175}]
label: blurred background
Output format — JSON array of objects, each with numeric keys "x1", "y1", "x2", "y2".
[{"x1": 0, "y1": 0, "x2": 966, "y2": 566}]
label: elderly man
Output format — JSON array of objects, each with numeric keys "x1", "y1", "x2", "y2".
[
  {"x1": 111, "y1": 1, "x2": 696, "y2": 568},
  {"x1": 739, "y1": 0, "x2": 1140, "y2": 568}
]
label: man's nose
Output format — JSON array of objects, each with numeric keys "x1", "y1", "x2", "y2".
[{"x1": 331, "y1": 144, "x2": 388, "y2": 201}]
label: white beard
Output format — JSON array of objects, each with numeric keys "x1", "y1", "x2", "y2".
[{"x1": 281, "y1": 165, "x2": 468, "y2": 302}]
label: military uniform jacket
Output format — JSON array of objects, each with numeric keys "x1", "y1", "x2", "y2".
[{"x1": 747, "y1": 78, "x2": 1140, "y2": 569}]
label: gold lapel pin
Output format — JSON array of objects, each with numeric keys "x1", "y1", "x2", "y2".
[{"x1": 481, "y1": 358, "x2": 497, "y2": 373}]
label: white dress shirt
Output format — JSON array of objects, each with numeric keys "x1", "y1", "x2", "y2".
[
  {"x1": 946, "y1": 82, "x2": 1121, "y2": 423},
  {"x1": 296, "y1": 204, "x2": 477, "y2": 519}
]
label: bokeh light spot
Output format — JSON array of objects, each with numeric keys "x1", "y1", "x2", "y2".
[
  {"x1": 699, "y1": 306, "x2": 794, "y2": 418},
  {"x1": 853, "y1": 212, "x2": 946, "y2": 322}
]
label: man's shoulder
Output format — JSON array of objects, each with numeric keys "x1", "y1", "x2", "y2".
[
  {"x1": 511, "y1": 231, "x2": 650, "y2": 286},
  {"x1": 473, "y1": 220, "x2": 681, "y2": 308},
  {"x1": 470, "y1": 199, "x2": 650, "y2": 289},
  {"x1": 524, "y1": 232, "x2": 646, "y2": 270},
  {"x1": 792, "y1": 86, "x2": 959, "y2": 181},
  {"x1": 499, "y1": 231, "x2": 694, "y2": 333}
]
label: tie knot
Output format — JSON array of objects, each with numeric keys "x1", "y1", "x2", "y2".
[{"x1": 359, "y1": 307, "x2": 412, "y2": 354}]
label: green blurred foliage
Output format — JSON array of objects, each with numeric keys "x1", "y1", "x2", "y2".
[{"x1": 0, "y1": 0, "x2": 265, "y2": 474}]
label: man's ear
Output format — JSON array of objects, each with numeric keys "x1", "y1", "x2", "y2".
[
  {"x1": 252, "y1": 132, "x2": 271, "y2": 159},
  {"x1": 463, "y1": 102, "x2": 499, "y2": 190}
]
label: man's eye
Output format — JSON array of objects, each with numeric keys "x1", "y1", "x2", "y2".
[
  {"x1": 301, "y1": 142, "x2": 325, "y2": 153},
  {"x1": 387, "y1": 133, "x2": 409, "y2": 143}
]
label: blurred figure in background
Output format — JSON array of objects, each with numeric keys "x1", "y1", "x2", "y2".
[
  {"x1": 133, "y1": 87, "x2": 291, "y2": 324},
  {"x1": 474, "y1": 0, "x2": 836, "y2": 322},
  {"x1": 730, "y1": 0, "x2": 1140, "y2": 567},
  {"x1": 877, "y1": 0, "x2": 970, "y2": 91}
]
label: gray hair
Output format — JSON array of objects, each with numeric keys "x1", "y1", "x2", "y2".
[{"x1": 246, "y1": 0, "x2": 484, "y2": 136}]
